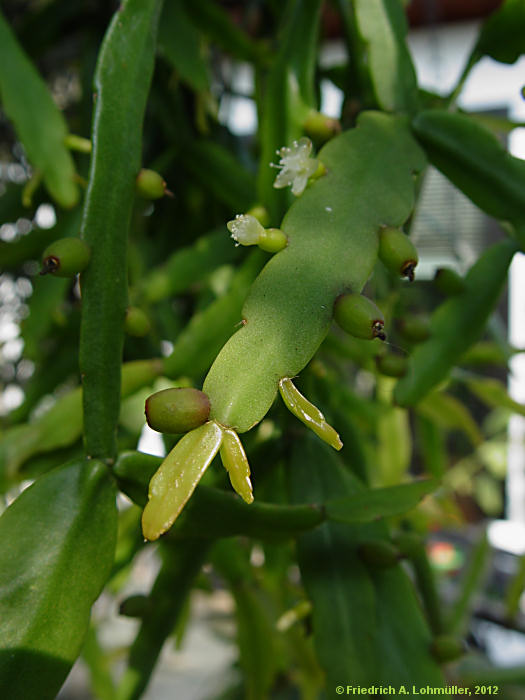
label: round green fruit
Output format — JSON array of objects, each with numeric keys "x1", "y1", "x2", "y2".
[
  {"x1": 135, "y1": 168, "x2": 168, "y2": 199},
  {"x1": 145, "y1": 387, "x2": 211, "y2": 434},
  {"x1": 41, "y1": 237, "x2": 91, "y2": 277},
  {"x1": 334, "y1": 293, "x2": 386, "y2": 341},
  {"x1": 125, "y1": 307, "x2": 151, "y2": 337},
  {"x1": 378, "y1": 226, "x2": 418, "y2": 281}
]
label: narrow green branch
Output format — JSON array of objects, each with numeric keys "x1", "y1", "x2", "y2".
[{"x1": 79, "y1": 0, "x2": 163, "y2": 460}]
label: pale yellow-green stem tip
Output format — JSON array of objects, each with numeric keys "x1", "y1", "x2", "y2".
[
  {"x1": 276, "y1": 600, "x2": 313, "y2": 632},
  {"x1": 220, "y1": 429, "x2": 254, "y2": 504},
  {"x1": 141, "y1": 421, "x2": 224, "y2": 540},
  {"x1": 64, "y1": 133, "x2": 92, "y2": 154},
  {"x1": 278, "y1": 378, "x2": 343, "y2": 451}
]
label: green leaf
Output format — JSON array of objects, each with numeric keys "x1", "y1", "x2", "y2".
[
  {"x1": 446, "y1": 531, "x2": 490, "y2": 634},
  {"x1": 415, "y1": 414, "x2": 446, "y2": 479},
  {"x1": 158, "y1": 0, "x2": 209, "y2": 92},
  {"x1": 182, "y1": 141, "x2": 256, "y2": 211},
  {"x1": 288, "y1": 435, "x2": 443, "y2": 687},
  {"x1": 412, "y1": 110, "x2": 525, "y2": 233},
  {"x1": 465, "y1": 375, "x2": 525, "y2": 417},
  {"x1": 377, "y1": 404, "x2": 412, "y2": 485},
  {"x1": 474, "y1": 0, "x2": 525, "y2": 65},
  {"x1": 354, "y1": 0, "x2": 419, "y2": 113},
  {"x1": 212, "y1": 540, "x2": 278, "y2": 700},
  {"x1": 257, "y1": 0, "x2": 324, "y2": 217},
  {"x1": 139, "y1": 227, "x2": 242, "y2": 303},
  {"x1": 326, "y1": 479, "x2": 437, "y2": 524},
  {"x1": 0, "y1": 459, "x2": 117, "y2": 699},
  {"x1": 416, "y1": 391, "x2": 483, "y2": 447},
  {"x1": 0, "y1": 10, "x2": 79, "y2": 208},
  {"x1": 395, "y1": 239, "x2": 518, "y2": 406}
]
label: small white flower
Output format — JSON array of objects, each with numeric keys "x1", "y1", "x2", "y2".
[
  {"x1": 271, "y1": 137, "x2": 319, "y2": 196},
  {"x1": 226, "y1": 214, "x2": 265, "y2": 246}
]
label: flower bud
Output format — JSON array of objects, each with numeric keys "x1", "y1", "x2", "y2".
[
  {"x1": 358, "y1": 540, "x2": 401, "y2": 568},
  {"x1": 378, "y1": 226, "x2": 418, "y2": 281},
  {"x1": 145, "y1": 387, "x2": 211, "y2": 434},
  {"x1": 125, "y1": 307, "x2": 151, "y2": 337},
  {"x1": 136, "y1": 168, "x2": 169, "y2": 199},
  {"x1": 227, "y1": 214, "x2": 287, "y2": 252},
  {"x1": 434, "y1": 267, "x2": 466, "y2": 296},
  {"x1": 40, "y1": 237, "x2": 91, "y2": 277},
  {"x1": 245, "y1": 204, "x2": 270, "y2": 228},
  {"x1": 375, "y1": 352, "x2": 407, "y2": 377},
  {"x1": 430, "y1": 635, "x2": 465, "y2": 663},
  {"x1": 333, "y1": 293, "x2": 386, "y2": 341}
]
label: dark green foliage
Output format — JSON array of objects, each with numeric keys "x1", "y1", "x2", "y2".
[{"x1": 0, "y1": 0, "x2": 522, "y2": 696}]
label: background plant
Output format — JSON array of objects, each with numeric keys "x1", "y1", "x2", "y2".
[{"x1": 1, "y1": 0, "x2": 525, "y2": 698}]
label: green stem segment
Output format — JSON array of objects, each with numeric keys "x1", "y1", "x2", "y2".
[
  {"x1": 116, "y1": 541, "x2": 210, "y2": 700},
  {"x1": 79, "y1": 0, "x2": 163, "y2": 460}
]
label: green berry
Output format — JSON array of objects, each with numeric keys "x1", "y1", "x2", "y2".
[
  {"x1": 358, "y1": 540, "x2": 401, "y2": 568},
  {"x1": 119, "y1": 594, "x2": 150, "y2": 618},
  {"x1": 375, "y1": 352, "x2": 407, "y2": 377},
  {"x1": 398, "y1": 316, "x2": 431, "y2": 343},
  {"x1": 245, "y1": 204, "x2": 270, "y2": 227},
  {"x1": 378, "y1": 226, "x2": 418, "y2": 281},
  {"x1": 434, "y1": 267, "x2": 466, "y2": 296},
  {"x1": 145, "y1": 387, "x2": 211, "y2": 434},
  {"x1": 135, "y1": 168, "x2": 168, "y2": 199},
  {"x1": 333, "y1": 293, "x2": 386, "y2": 341},
  {"x1": 430, "y1": 635, "x2": 465, "y2": 663},
  {"x1": 41, "y1": 237, "x2": 91, "y2": 277},
  {"x1": 258, "y1": 228, "x2": 288, "y2": 253},
  {"x1": 125, "y1": 307, "x2": 151, "y2": 337},
  {"x1": 303, "y1": 109, "x2": 341, "y2": 143}
]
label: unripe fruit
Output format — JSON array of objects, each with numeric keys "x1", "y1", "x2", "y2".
[
  {"x1": 430, "y1": 635, "x2": 465, "y2": 663},
  {"x1": 434, "y1": 267, "x2": 466, "y2": 296},
  {"x1": 258, "y1": 228, "x2": 288, "y2": 253},
  {"x1": 358, "y1": 540, "x2": 401, "y2": 568},
  {"x1": 375, "y1": 352, "x2": 407, "y2": 377},
  {"x1": 398, "y1": 316, "x2": 431, "y2": 343},
  {"x1": 125, "y1": 306, "x2": 151, "y2": 337},
  {"x1": 303, "y1": 109, "x2": 342, "y2": 143},
  {"x1": 145, "y1": 387, "x2": 211, "y2": 434},
  {"x1": 378, "y1": 226, "x2": 418, "y2": 281},
  {"x1": 333, "y1": 293, "x2": 386, "y2": 341},
  {"x1": 119, "y1": 594, "x2": 150, "y2": 618},
  {"x1": 40, "y1": 237, "x2": 91, "y2": 277},
  {"x1": 135, "y1": 168, "x2": 168, "y2": 199},
  {"x1": 245, "y1": 204, "x2": 270, "y2": 227}
]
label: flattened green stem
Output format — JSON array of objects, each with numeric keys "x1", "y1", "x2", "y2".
[
  {"x1": 279, "y1": 378, "x2": 343, "y2": 450},
  {"x1": 79, "y1": 0, "x2": 163, "y2": 460},
  {"x1": 0, "y1": 10, "x2": 79, "y2": 208},
  {"x1": 220, "y1": 429, "x2": 254, "y2": 504},
  {"x1": 142, "y1": 421, "x2": 224, "y2": 541}
]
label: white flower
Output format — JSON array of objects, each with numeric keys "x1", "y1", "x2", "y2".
[
  {"x1": 226, "y1": 214, "x2": 265, "y2": 246},
  {"x1": 271, "y1": 137, "x2": 319, "y2": 196}
]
